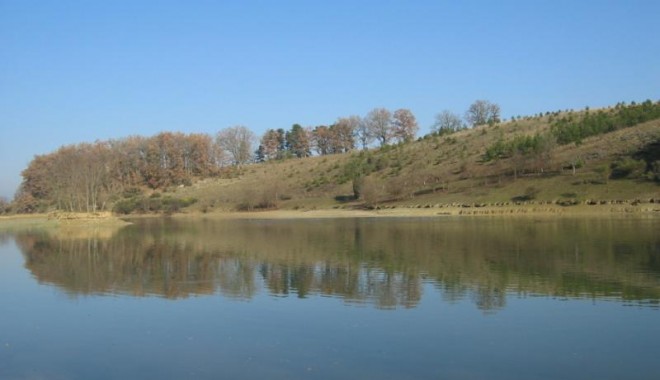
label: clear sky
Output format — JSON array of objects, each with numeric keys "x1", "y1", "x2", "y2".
[{"x1": 1, "y1": 0, "x2": 658, "y2": 199}]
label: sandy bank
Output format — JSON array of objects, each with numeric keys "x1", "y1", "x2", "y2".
[
  {"x1": 2, "y1": 202, "x2": 658, "y2": 227},
  {"x1": 177, "y1": 203, "x2": 660, "y2": 220},
  {"x1": 0, "y1": 212, "x2": 131, "y2": 230}
]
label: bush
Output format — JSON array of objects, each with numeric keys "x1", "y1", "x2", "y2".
[
  {"x1": 610, "y1": 158, "x2": 646, "y2": 179},
  {"x1": 235, "y1": 182, "x2": 279, "y2": 212},
  {"x1": 360, "y1": 177, "x2": 381, "y2": 208},
  {"x1": 113, "y1": 198, "x2": 139, "y2": 214},
  {"x1": 164, "y1": 197, "x2": 197, "y2": 212},
  {"x1": 593, "y1": 164, "x2": 612, "y2": 184},
  {"x1": 512, "y1": 186, "x2": 540, "y2": 202},
  {"x1": 352, "y1": 176, "x2": 365, "y2": 200},
  {"x1": 122, "y1": 187, "x2": 143, "y2": 198},
  {"x1": 650, "y1": 161, "x2": 660, "y2": 182},
  {"x1": 112, "y1": 196, "x2": 197, "y2": 215},
  {"x1": 524, "y1": 186, "x2": 540, "y2": 200}
]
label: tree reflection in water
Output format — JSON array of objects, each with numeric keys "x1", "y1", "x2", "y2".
[{"x1": 13, "y1": 217, "x2": 660, "y2": 311}]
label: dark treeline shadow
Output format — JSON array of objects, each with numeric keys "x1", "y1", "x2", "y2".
[{"x1": 12, "y1": 217, "x2": 660, "y2": 311}]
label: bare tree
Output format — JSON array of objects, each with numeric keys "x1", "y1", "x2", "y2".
[
  {"x1": 465, "y1": 100, "x2": 501, "y2": 127},
  {"x1": 365, "y1": 108, "x2": 392, "y2": 147},
  {"x1": 354, "y1": 116, "x2": 373, "y2": 150},
  {"x1": 392, "y1": 109, "x2": 418, "y2": 143},
  {"x1": 433, "y1": 110, "x2": 464, "y2": 134},
  {"x1": 216, "y1": 126, "x2": 255, "y2": 166}
]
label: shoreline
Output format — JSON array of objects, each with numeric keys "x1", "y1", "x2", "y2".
[
  {"x1": 0, "y1": 212, "x2": 132, "y2": 230},
  {"x1": 1, "y1": 203, "x2": 659, "y2": 228},
  {"x1": 175, "y1": 203, "x2": 660, "y2": 220}
]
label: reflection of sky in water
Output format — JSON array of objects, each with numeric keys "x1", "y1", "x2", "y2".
[{"x1": 1, "y1": 218, "x2": 660, "y2": 379}]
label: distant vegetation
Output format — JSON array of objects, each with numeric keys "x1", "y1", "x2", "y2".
[
  {"x1": 551, "y1": 100, "x2": 660, "y2": 145},
  {"x1": 112, "y1": 191, "x2": 197, "y2": 215},
  {"x1": 4, "y1": 99, "x2": 659, "y2": 215},
  {"x1": 9, "y1": 105, "x2": 424, "y2": 214},
  {"x1": 13, "y1": 133, "x2": 218, "y2": 214}
]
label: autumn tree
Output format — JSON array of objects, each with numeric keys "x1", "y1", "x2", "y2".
[
  {"x1": 0, "y1": 196, "x2": 9, "y2": 214},
  {"x1": 78, "y1": 142, "x2": 112, "y2": 212},
  {"x1": 365, "y1": 108, "x2": 392, "y2": 147},
  {"x1": 465, "y1": 100, "x2": 501, "y2": 127},
  {"x1": 331, "y1": 116, "x2": 358, "y2": 153},
  {"x1": 310, "y1": 119, "x2": 357, "y2": 156},
  {"x1": 392, "y1": 108, "x2": 418, "y2": 143},
  {"x1": 433, "y1": 110, "x2": 464, "y2": 134},
  {"x1": 311, "y1": 125, "x2": 332, "y2": 155},
  {"x1": 58, "y1": 143, "x2": 113, "y2": 212},
  {"x1": 17, "y1": 131, "x2": 223, "y2": 213},
  {"x1": 181, "y1": 133, "x2": 217, "y2": 177},
  {"x1": 142, "y1": 132, "x2": 188, "y2": 188},
  {"x1": 216, "y1": 126, "x2": 255, "y2": 167},
  {"x1": 106, "y1": 136, "x2": 149, "y2": 191},
  {"x1": 20, "y1": 144, "x2": 111, "y2": 212},
  {"x1": 13, "y1": 187, "x2": 39, "y2": 213},
  {"x1": 20, "y1": 154, "x2": 55, "y2": 201},
  {"x1": 20, "y1": 143, "x2": 113, "y2": 212},
  {"x1": 260, "y1": 129, "x2": 281, "y2": 161}
]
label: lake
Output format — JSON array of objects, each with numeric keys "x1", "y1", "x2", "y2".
[{"x1": 1, "y1": 216, "x2": 659, "y2": 379}]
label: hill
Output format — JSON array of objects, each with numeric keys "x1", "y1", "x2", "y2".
[
  {"x1": 172, "y1": 103, "x2": 660, "y2": 215},
  {"x1": 6, "y1": 101, "x2": 660, "y2": 217}
]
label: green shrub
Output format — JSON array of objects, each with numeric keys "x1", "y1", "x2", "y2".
[
  {"x1": 610, "y1": 158, "x2": 646, "y2": 179},
  {"x1": 524, "y1": 186, "x2": 540, "y2": 200},
  {"x1": 352, "y1": 175, "x2": 365, "y2": 200},
  {"x1": 113, "y1": 198, "x2": 139, "y2": 214},
  {"x1": 650, "y1": 161, "x2": 660, "y2": 182},
  {"x1": 112, "y1": 196, "x2": 197, "y2": 215},
  {"x1": 512, "y1": 186, "x2": 540, "y2": 202},
  {"x1": 551, "y1": 100, "x2": 660, "y2": 145},
  {"x1": 122, "y1": 187, "x2": 142, "y2": 198}
]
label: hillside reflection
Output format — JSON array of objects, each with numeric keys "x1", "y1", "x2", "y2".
[{"x1": 14, "y1": 217, "x2": 660, "y2": 310}]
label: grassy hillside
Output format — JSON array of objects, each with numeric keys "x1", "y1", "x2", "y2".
[{"x1": 171, "y1": 106, "x2": 660, "y2": 214}]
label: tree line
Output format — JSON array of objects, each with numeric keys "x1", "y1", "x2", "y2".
[
  {"x1": 256, "y1": 100, "x2": 501, "y2": 162},
  {"x1": 15, "y1": 133, "x2": 222, "y2": 213},
  {"x1": 11, "y1": 100, "x2": 499, "y2": 214},
  {"x1": 255, "y1": 107, "x2": 420, "y2": 161}
]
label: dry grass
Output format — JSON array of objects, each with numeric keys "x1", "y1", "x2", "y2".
[
  {"x1": 0, "y1": 212, "x2": 131, "y2": 231},
  {"x1": 166, "y1": 114, "x2": 659, "y2": 215},
  {"x1": 173, "y1": 202, "x2": 660, "y2": 220}
]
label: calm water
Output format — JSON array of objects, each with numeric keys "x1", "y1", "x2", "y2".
[{"x1": 1, "y1": 217, "x2": 659, "y2": 379}]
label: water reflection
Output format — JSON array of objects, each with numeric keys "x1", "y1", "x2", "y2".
[{"x1": 12, "y1": 217, "x2": 660, "y2": 310}]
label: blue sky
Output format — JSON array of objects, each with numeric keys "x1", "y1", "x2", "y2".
[{"x1": 1, "y1": 0, "x2": 659, "y2": 199}]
